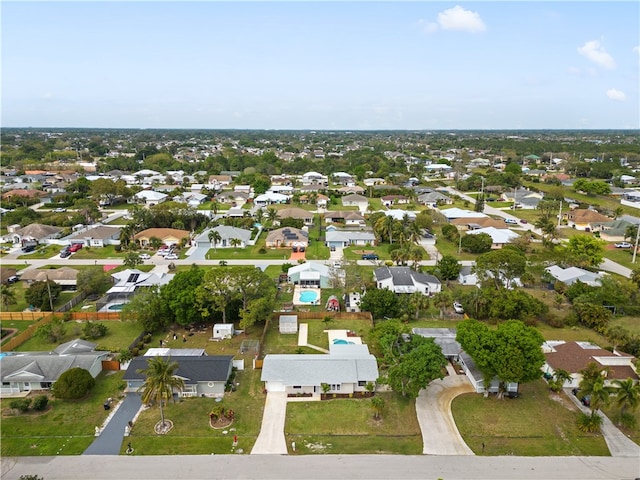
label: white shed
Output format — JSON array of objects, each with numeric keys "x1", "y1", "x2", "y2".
[
  {"x1": 213, "y1": 324, "x2": 234, "y2": 340},
  {"x1": 279, "y1": 315, "x2": 298, "y2": 334}
]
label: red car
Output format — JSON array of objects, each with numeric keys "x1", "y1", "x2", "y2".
[{"x1": 69, "y1": 244, "x2": 83, "y2": 252}]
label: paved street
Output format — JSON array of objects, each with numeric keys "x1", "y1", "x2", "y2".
[{"x1": 1, "y1": 454, "x2": 638, "y2": 480}]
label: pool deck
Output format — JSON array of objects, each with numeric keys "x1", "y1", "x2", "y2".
[
  {"x1": 324, "y1": 329, "x2": 362, "y2": 344},
  {"x1": 292, "y1": 285, "x2": 322, "y2": 306}
]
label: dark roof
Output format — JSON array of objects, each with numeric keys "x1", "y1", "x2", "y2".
[
  {"x1": 123, "y1": 355, "x2": 233, "y2": 385},
  {"x1": 374, "y1": 266, "x2": 441, "y2": 286}
]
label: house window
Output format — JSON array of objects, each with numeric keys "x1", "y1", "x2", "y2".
[
  {"x1": 331, "y1": 384, "x2": 341, "y2": 391},
  {"x1": 358, "y1": 381, "x2": 366, "y2": 387},
  {"x1": 293, "y1": 385, "x2": 301, "y2": 389}
]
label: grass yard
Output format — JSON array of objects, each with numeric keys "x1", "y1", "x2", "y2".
[
  {"x1": 0, "y1": 371, "x2": 126, "y2": 456},
  {"x1": 1, "y1": 319, "x2": 36, "y2": 345},
  {"x1": 205, "y1": 236, "x2": 293, "y2": 260},
  {"x1": 123, "y1": 368, "x2": 265, "y2": 455},
  {"x1": 285, "y1": 392, "x2": 422, "y2": 454},
  {"x1": 305, "y1": 240, "x2": 330, "y2": 260},
  {"x1": 601, "y1": 404, "x2": 640, "y2": 444},
  {"x1": 602, "y1": 246, "x2": 638, "y2": 270},
  {"x1": 452, "y1": 379, "x2": 609, "y2": 456},
  {"x1": 343, "y1": 245, "x2": 389, "y2": 261},
  {"x1": 14, "y1": 320, "x2": 144, "y2": 353},
  {"x1": 69, "y1": 245, "x2": 123, "y2": 260},
  {"x1": 17, "y1": 244, "x2": 61, "y2": 260},
  {"x1": 610, "y1": 316, "x2": 640, "y2": 336},
  {"x1": 435, "y1": 238, "x2": 477, "y2": 261}
]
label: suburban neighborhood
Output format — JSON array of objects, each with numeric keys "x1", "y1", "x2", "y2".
[{"x1": 1, "y1": 128, "x2": 639, "y2": 477}]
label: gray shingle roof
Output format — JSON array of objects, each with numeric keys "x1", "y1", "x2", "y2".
[{"x1": 123, "y1": 356, "x2": 233, "y2": 385}]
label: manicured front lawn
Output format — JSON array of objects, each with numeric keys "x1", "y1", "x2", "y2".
[
  {"x1": 124, "y1": 368, "x2": 265, "y2": 455},
  {"x1": 434, "y1": 238, "x2": 476, "y2": 261},
  {"x1": 452, "y1": 379, "x2": 609, "y2": 456},
  {"x1": 17, "y1": 245, "x2": 60, "y2": 260},
  {"x1": 285, "y1": 393, "x2": 422, "y2": 454},
  {"x1": 69, "y1": 245, "x2": 123, "y2": 260},
  {"x1": 0, "y1": 371, "x2": 126, "y2": 456},
  {"x1": 205, "y1": 236, "x2": 292, "y2": 260},
  {"x1": 305, "y1": 240, "x2": 330, "y2": 260},
  {"x1": 602, "y1": 246, "x2": 638, "y2": 270}
]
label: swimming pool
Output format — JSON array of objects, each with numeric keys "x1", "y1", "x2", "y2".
[
  {"x1": 333, "y1": 339, "x2": 354, "y2": 345},
  {"x1": 299, "y1": 290, "x2": 319, "y2": 303},
  {"x1": 108, "y1": 304, "x2": 125, "y2": 311}
]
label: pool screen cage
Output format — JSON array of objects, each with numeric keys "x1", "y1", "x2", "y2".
[
  {"x1": 95, "y1": 292, "x2": 133, "y2": 312},
  {"x1": 240, "y1": 339, "x2": 260, "y2": 356}
]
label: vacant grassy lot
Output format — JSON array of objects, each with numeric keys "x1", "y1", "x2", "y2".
[
  {"x1": 285, "y1": 392, "x2": 422, "y2": 454},
  {"x1": 452, "y1": 379, "x2": 609, "y2": 456},
  {"x1": 1, "y1": 371, "x2": 126, "y2": 456},
  {"x1": 610, "y1": 316, "x2": 640, "y2": 336},
  {"x1": 124, "y1": 368, "x2": 264, "y2": 455}
]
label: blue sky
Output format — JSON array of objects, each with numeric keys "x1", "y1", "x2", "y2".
[{"x1": 2, "y1": 1, "x2": 639, "y2": 129}]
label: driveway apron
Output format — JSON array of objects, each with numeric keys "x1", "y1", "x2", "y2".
[
  {"x1": 251, "y1": 391, "x2": 288, "y2": 454},
  {"x1": 83, "y1": 393, "x2": 142, "y2": 455},
  {"x1": 415, "y1": 375, "x2": 475, "y2": 455}
]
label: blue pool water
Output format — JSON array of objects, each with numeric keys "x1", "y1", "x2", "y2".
[
  {"x1": 333, "y1": 339, "x2": 355, "y2": 345},
  {"x1": 299, "y1": 291, "x2": 319, "y2": 303},
  {"x1": 108, "y1": 304, "x2": 125, "y2": 311}
]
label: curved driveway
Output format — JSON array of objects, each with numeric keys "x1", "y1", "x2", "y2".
[{"x1": 415, "y1": 375, "x2": 475, "y2": 455}]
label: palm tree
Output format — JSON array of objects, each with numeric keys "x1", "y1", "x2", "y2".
[
  {"x1": 137, "y1": 356, "x2": 185, "y2": 428},
  {"x1": 0, "y1": 285, "x2": 17, "y2": 310},
  {"x1": 612, "y1": 378, "x2": 640, "y2": 423},
  {"x1": 371, "y1": 396, "x2": 385, "y2": 420},
  {"x1": 408, "y1": 292, "x2": 430, "y2": 320},
  {"x1": 375, "y1": 215, "x2": 396, "y2": 244},
  {"x1": 431, "y1": 290, "x2": 453, "y2": 319},
  {"x1": 549, "y1": 368, "x2": 572, "y2": 392},
  {"x1": 409, "y1": 245, "x2": 424, "y2": 268},
  {"x1": 579, "y1": 373, "x2": 613, "y2": 414},
  {"x1": 208, "y1": 229, "x2": 222, "y2": 251},
  {"x1": 230, "y1": 238, "x2": 241, "y2": 249}
]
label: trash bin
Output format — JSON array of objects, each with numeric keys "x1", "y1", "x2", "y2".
[{"x1": 103, "y1": 402, "x2": 110, "y2": 411}]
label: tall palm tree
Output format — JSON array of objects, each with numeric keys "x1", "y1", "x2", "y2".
[
  {"x1": 137, "y1": 356, "x2": 185, "y2": 428},
  {"x1": 432, "y1": 290, "x2": 454, "y2": 319},
  {"x1": 208, "y1": 229, "x2": 222, "y2": 251},
  {"x1": 579, "y1": 374, "x2": 613, "y2": 414},
  {"x1": 612, "y1": 378, "x2": 640, "y2": 421},
  {"x1": 230, "y1": 238, "x2": 241, "y2": 249},
  {"x1": 408, "y1": 292, "x2": 430, "y2": 320},
  {"x1": 409, "y1": 245, "x2": 424, "y2": 268},
  {"x1": 0, "y1": 285, "x2": 17, "y2": 310}
]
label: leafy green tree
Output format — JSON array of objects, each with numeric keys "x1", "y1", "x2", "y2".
[
  {"x1": 197, "y1": 268, "x2": 240, "y2": 324},
  {"x1": 90, "y1": 178, "x2": 129, "y2": 205},
  {"x1": 137, "y1": 356, "x2": 185, "y2": 428},
  {"x1": 572, "y1": 300, "x2": 612, "y2": 333},
  {"x1": 460, "y1": 233, "x2": 492, "y2": 254},
  {"x1": 371, "y1": 396, "x2": 385, "y2": 420},
  {"x1": 160, "y1": 266, "x2": 206, "y2": 326},
  {"x1": 441, "y1": 224, "x2": 459, "y2": 242},
  {"x1": 431, "y1": 290, "x2": 454, "y2": 318},
  {"x1": 436, "y1": 255, "x2": 461, "y2": 281},
  {"x1": 631, "y1": 267, "x2": 640, "y2": 289},
  {"x1": 457, "y1": 319, "x2": 545, "y2": 398},
  {"x1": 564, "y1": 235, "x2": 605, "y2": 268},
  {"x1": 53, "y1": 367, "x2": 95, "y2": 399},
  {"x1": 407, "y1": 292, "x2": 430, "y2": 320},
  {"x1": 36, "y1": 317, "x2": 67, "y2": 343},
  {"x1": 474, "y1": 248, "x2": 526, "y2": 289},
  {"x1": 239, "y1": 296, "x2": 275, "y2": 332},
  {"x1": 82, "y1": 321, "x2": 109, "y2": 340},
  {"x1": 360, "y1": 288, "x2": 401, "y2": 320},
  {"x1": 123, "y1": 252, "x2": 144, "y2": 268},
  {"x1": 121, "y1": 287, "x2": 168, "y2": 332},
  {"x1": 76, "y1": 267, "x2": 112, "y2": 296},
  {"x1": 25, "y1": 280, "x2": 61, "y2": 311}
]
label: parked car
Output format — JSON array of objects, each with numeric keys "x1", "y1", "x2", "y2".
[
  {"x1": 21, "y1": 245, "x2": 36, "y2": 253},
  {"x1": 362, "y1": 253, "x2": 379, "y2": 260},
  {"x1": 139, "y1": 253, "x2": 151, "y2": 260},
  {"x1": 292, "y1": 246, "x2": 298, "y2": 253},
  {"x1": 520, "y1": 219, "x2": 528, "y2": 224},
  {"x1": 7, "y1": 275, "x2": 19, "y2": 284},
  {"x1": 52, "y1": 207, "x2": 67, "y2": 213},
  {"x1": 164, "y1": 253, "x2": 178, "y2": 260},
  {"x1": 299, "y1": 246, "x2": 305, "y2": 252},
  {"x1": 69, "y1": 244, "x2": 83, "y2": 252},
  {"x1": 615, "y1": 242, "x2": 632, "y2": 248},
  {"x1": 504, "y1": 218, "x2": 518, "y2": 224},
  {"x1": 453, "y1": 302, "x2": 464, "y2": 314},
  {"x1": 60, "y1": 250, "x2": 71, "y2": 258}
]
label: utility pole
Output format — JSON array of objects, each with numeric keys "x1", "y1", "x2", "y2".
[
  {"x1": 633, "y1": 224, "x2": 640, "y2": 264},
  {"x1": 557, "y1": 200, "x2": 563, "y2": 227}
]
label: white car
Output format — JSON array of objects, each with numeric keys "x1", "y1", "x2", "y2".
[
  {"x1": 615, "y1": 242, "x2": 632, "y2": 248},
  {"x1": 164, "y1": 253, "x2": 178, "y2": 260},
  {"x1": 139, "y1": 253, "x2": 151, "y2": 260},
  {"x1": 453, "y1": 302, "x2": 464, "y2": 314}
]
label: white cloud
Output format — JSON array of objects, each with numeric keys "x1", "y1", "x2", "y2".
[
  {"x1": 606, "y1": 88, "x2": 626, "y2": 101},
  {"x1": 424, "y1": 6, "x2": 486, "y2": 34},
  {"x1": 577, "y1": 40, "x2": 616, "y2": 69}
]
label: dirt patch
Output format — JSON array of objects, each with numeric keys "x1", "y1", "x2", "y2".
[
  {"x1": 550, "y1": 392, "x2": 578, "y2": 412},
  {"x1": 154, "y1": 419, "x2": 174, "y2": 434},
  {"x1": 209, "y1": 416, "x2": 234, "y2": 429}
]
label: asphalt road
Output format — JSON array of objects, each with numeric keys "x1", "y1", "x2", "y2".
[{"x1": 1, "y1": 454, "x2": 638, "y2": 480}]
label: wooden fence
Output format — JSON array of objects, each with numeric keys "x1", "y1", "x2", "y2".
[
  {"x1": 101, "y1": 360, "x2": 121, "y2": 371},
  {"x1": 272, "y1": 311, "x2": 373, "y2": 322},
  {"x1": 1, "y1": 314, "x2": 55, "y2": 352},
  {"x1": 0, "y1": 312, "x2": 48, "y2": 321}
]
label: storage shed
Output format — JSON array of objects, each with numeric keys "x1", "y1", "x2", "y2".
[
  {"x1": 213, "y1": 324, "x2": 234, "y2": 340},
  {"x1": 279, "y1": 315, "x2": 298, "y2": 334}
]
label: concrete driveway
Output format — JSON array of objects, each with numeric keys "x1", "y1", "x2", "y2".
[
  {"x1": 416, "y1": 374, "x2": 475, "y2": 455},
  {"x1": 251, "y1": 391, "x2": 288, "y2": 454},
  {"x1": 83, "y1": 393, "x2": 142, "y2": 455}
]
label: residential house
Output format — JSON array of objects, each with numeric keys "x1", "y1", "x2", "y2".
[
  {"x1": 325, "y1": 226, "x2": 376, "y2": 249},
  {"x1": 287, "y1": 262, "x2": 332, "y2": 288},
  {"x1": 133, "y1": 228, "x2": 191, "y2": 247},
  {"x1": 331, "y1": 172, "x2": 356, "y2": 187},
  {"x1": 1, "y1": 189, "x2": 47, "y2": 202},
  {"x1": 133, "y1": 190, "x2": 168, "y2": 206},
  {"x1": 363, "y1": 178, "x2": 385, "y2": 187},
  {"x1": 3, "y1": 223, "x2": 63, "y2": 246},
  {"x1": 194, "y1": 226, "x2": 253, "y2": 249},
  {"x1": 123, "y1": 355, "x2": 234, "y2": 398},
  {"x1": 591, "y1": 219, "x2": 636, "y2": 242},
  {"x1": 440, "y1": 208, "x2": 488, "y2": 221},
  {"x1": 341, "y1": 193, "x2": 369, "y2": 211},
  {"x1": 457, "y1": 266, "x2": 478, "y2": 286},
  {"x1": 215, "y1": 191, "x2": 250, "y2": 206},
  {"x1": 265, "y1": 227, "x2": 308, "y2": 248},
  {"x1": 381, "y1": 195, "x2": 409, "y2": 207},
  {"x1": 543, "y1": 341, "x2": 638, "y2": 388},
  {"x1": 382, "y1": 209, "x2": 417, "y2": 221},
  {"x1": 208, "y1": 175, "x2": 232, "y2": 187},
  {"x1": 544, "y1": 265, "x2": 604, "y2": 287},
  {"x1": 451, "y1": 217, "x2": 510, "y2": 231},
  {"x1": 261, "y1": 343, "x2": 379, "y2": 396},
  {"x1": 0, "y1": 339, "x2": 110, "y2": 395},
  {"x1": 276, "y1": 207, "x2": 314, "y2": 226},
  {"x1": 65, "y1": 225, "x2": 122, "y2": 248},
  {"x1": 106, "y1": 268, "x2": 174, "y2": 299},
  {"x1": 301, "y1": 171, "x2": 328, "y2": 186},
  {"x1": 324, "y1": 211, "x2": 366, "y2": 227},
  {"x1": 174, "y1": 192, "x2": 208, "y2": 208},
  {"x1": 20, "y1": 267, "x2": 79, "y2": 290},
  {"x1": 466, "y1": 227, "x2": 519, "y2": 248},
  {"x1": 254, "y1": 192, "x2": 289, "y2": 207},
  {"x1": 374, "y1": 266, "x2": 442, "y2": 295},
  {"x1": 500, "y1": 188, "x2": 544, "y2": 209},
  {"x1": 337, "y1": 185, "x2": 366, "y2": 195},
  {"x1": 417, "y1": 191, "x2": 453, "y2": 208},
  {"x1": 565, "y1": 209, "x2": 612, "y2": 231}
]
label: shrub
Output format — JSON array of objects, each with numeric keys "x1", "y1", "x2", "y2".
[
  {"x1": 545, "y1": 314, "x2": 565, "y2": 328},
  {"x1": 10, "y1": 398, "x2": 32, "y2": 412},
  {"x1": 32, "y1": 395, "x2": 49, "y2": 411},
  {"x1": 577, "y1": 412, "x2": 603, "y2": 433},
  {"x1": 258, "y1": 247, "x2": 267, "y2": 254},
  {"x1": 52, "y1": 367, "x2": 95, "y2": 399},
  {"x1": 131, "y1": 347, "x2": 140, "y2": 357},
  {"x1": 82, "y1": 321, "x2": 109, "y2": 339},
  {"x1": 143, "y1": 334, "x2": 152, "y2": 344}
]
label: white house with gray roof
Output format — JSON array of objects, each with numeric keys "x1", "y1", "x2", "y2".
[
  {"x1": 0, "y1": 339, "x2": 109, "y2": 395},
  {"x1": 374, "y1": 266, "x2": 442, "y2": 295},
  {"x1": 261, "y1": 343, "x2": 378, "y2": 396},
  {"x1": 325, "y1": 226, "x2": 376, "y2": 249},
  {"x1": 544, "y1": 265, "x2": 604, "y2": 287},
  {"x1": 195, "y1": 226, "x2": 253, "y2": 249}
]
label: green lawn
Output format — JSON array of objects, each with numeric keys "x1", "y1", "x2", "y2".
[
  {"x1": 435, "y1": 238, "x2": 476, "y2": 261},
  {"x1": 1, "y1": 371, "x2": 126, "y2": 456},
  {"x1": 17, "y1": 244, "x2": 61, "y2": 260},
  {"x1": 69, "y1": 245, "x2": 124, "y2": 260},
  {"x1": 205, "y1": 236, "x2": 293, "y2": 260},
  {"x1": 452, "y1": 379, "x2": 609, "y2": 456},
  {"x1": 602, "y1": 246, "x2": 638, "y2": 269},
  {"x1": 4, "y1": 283, "x2": 76, "y2": 313},
  {"x1": 123, "y1": 368, "x2": 265, "y2": 455},
  {"x1": 285, "y1": 393, "x2": 422, "y2": 454},
  {"x1": 305, "y1": 240, "x2": 330, "y2": 260},
  {"x1": 610, "y1": 316, "x2": 640, "y2": 336},
  {"x1": 343, "y1": 245, "x2": 389, "y2": 261},
  {"x1": 1, "y1": 319, "x2": 36, "y2": 345}
]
